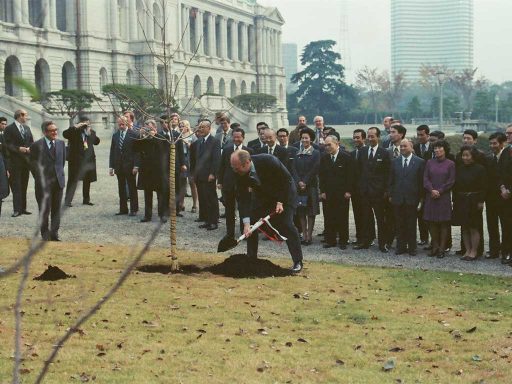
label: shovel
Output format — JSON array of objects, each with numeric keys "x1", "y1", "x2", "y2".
[{"x1": 217, "y1": 212, "x2": 277, "y2": 252}]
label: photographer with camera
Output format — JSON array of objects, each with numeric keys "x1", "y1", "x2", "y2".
[{"x1": 63, "y1": 115, "x2": 100, "y2": 207}]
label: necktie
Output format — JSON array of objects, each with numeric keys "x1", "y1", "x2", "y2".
[
  {"x1": 494, "y1": 154, "x2": 498, "y2": 166},
  {"x1": 222, "y1": 133, "x2": 227, "y2": 146},
  {"x1": 369, "y1": 147, "x2": 374, "y2": 160},
  {"x1": 268, "y1": 146, "x2": 273, "y2": 155},
  {"x1": 235, "y1": 145, "x2": 239, "y2": 151},
  {"x1": 50, "y1": 141, "x2": 56, "y2": 158},
  {"x1": 20, "y1": 126, "x2": 26, "y2": 140},
  {"x1": 403, "y1": 157, "x2": 408, "y2": 168},
  {"x1": 199, "y1": 137, "x2": 205, "y2": 154},
  {"x1": 421, "y1": 143, "x2": 426, "y2": 154},
  {"x1": 119, "y1": 131, "x2": 125, "y2": 150},
  {"x1": 355, "y1": 148, "x2": 359, "y2": 160},
  {"x1": 394, "y1": 147, "x2": 399, "y2": 158},
  {"x1": 331, "y1": 154, "x2": 335, "y2": 163}
]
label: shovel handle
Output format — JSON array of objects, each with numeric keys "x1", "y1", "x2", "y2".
[{"x1": 237, "y1": 212, "x2": 277, "y2": 242}]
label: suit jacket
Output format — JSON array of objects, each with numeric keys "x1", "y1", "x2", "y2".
[
  {"x1": 214, "y1": 129, "x2": 233, "y2": 150},
  {"x1": 388, "y1": 154, "x2": 425, "y2": 206},
  {"x1": 284, "y1": 145, "x2": 299, "y2": 179},
  {"x1": 0, "y1": 133, "x2": 9, "y2": 199},
  {"x1": 190, "y1": 134, "x2": 221, "y2": 181},
  {"x1": 247, "y1": 138, "x2": 265, "y2": 151},
  {"x1": 218, "y1": 144, "x2": 252, "y2": 192},
  {"x1": 29, "y1": 138, "x2": 66, "y2": 189},
  {"x1": 256, "y1": 144, "x2": 289, "y2": 169},
  {"x1": 109, "y1": 129, "x2": 140, "y2": 174},
  {"x1": 236, "y1": 154, "x2": 297, "y2": 218},
  {"x1": 3, "y1": 122, "x2": 34, "y2": 169},
  {"x1": 358, "y1": 145, "x2": 391, "y2": 198},
  {"x1": 159, "y1": 129, "x2": 185, "y2": 183},
  {"x1": 498, "y1": 146, "x2": 512, "y2": 191},
  {"x1": 413, "y1": 142, "x2": 434, "y2": 160},
  {"x1": 63, "y1": 126, "x2": 100, "y2": 182},
  {"x1": 319, "y1": 150, "x2": 354, "y2": 197}
]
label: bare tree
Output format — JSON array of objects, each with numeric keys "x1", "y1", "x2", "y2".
[
  {"x1": 356, "y1": 66, "x2": 382, "y2": 124},
  {"x1": 376, "y1": 70, "x2": 408, "y2": 118},
  {"x1": 450, "y1": 68, "x2": 489, "y2": 112}
]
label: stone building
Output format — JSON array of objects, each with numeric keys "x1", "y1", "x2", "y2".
[{"x1": 0, "y1": 0, "x2": 288, "y2": 130}]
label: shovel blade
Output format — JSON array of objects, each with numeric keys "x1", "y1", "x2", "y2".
[{"x1": 217, "y1": 236, "x2": 239, "y2": 252}]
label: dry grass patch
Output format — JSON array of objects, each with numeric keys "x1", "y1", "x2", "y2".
[{"x1": 0, "y1": 238, "x2": 511, "y2": 383}]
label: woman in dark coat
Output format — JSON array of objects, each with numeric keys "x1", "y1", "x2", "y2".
[
  {"x1": 63, "y1": 116, "x2": 100, "y2": 206},
  {"x1": 292, "y1": 127, "x2": 320, "y2": 245},
  {"x1": 423, "y1": 140, "x2": 455, "y2": 258},
  {"x1": 0, "y1": 127, "x2": 10, "y2": 216},
  {"x1": 452, "y1": 145, "x2": 487, "y2": 260}
]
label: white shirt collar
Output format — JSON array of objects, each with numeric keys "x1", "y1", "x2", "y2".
[
  {"x1": 44, "y1": 137, "x2": 54, "y2": 148},
  {"x1": 369, "y1": 144, "x2": 379, "y2": 157},
  {"x1": 203, "y1": 133, "x2": 211, "y2": 141},
  {"x1": 331, "y1": 150, "x2": 339, "y2": 161}
]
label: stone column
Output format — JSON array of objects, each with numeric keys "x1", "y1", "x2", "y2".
[
  {"x1": 42, "y1": 0, "x2": 50, "y2": 28},
  {"x1": 207, "y1": 13, "x2": 216, "y2": 57},
  {"x1": 219, "y1": 16, "x2": 228, "y2": 59},
  {"x1": 240, "y1": 23, "x2": 248, "y2": 62},
  {"x1": 129, "y1": 0, "x2": 137, "y2": 40},
  {"x1": 21, "y1": 0, "x2": 29, "y2": 24},
  {"x1": 182, "y1": 5, "x2": 190, "y2": 51},
  {"x1": 277, "y1": 31, "x2": 282, "y2": 66},
  {"x1": 267, "y1": 29, "x2": 272, "y2": 65},
  {"x1": 49, "y1": 0, "x2": 57, "y2": 29},
  {"x1": 110, "y1": 0, "x2": 119, "y2": 39},
  {"x1": 255, "y1": 22, "x2": 263, "y2": 65},
  {"x1": 231, "y1": 20, "x2": 239, "y2": 61},
  {"x1": 194, "y1": 9, "x2": 203, "y2": 55}
]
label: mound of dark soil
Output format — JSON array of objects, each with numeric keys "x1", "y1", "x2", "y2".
[{"x1": 33, "y1": 265, "x2": 76, "y2": 281}]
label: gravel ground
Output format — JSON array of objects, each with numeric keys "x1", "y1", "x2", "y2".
[{"x1": 1, "y1": 132, "x2": 511, "y2": 278}]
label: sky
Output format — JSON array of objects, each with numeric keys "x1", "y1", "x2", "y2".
[{"x1": 258, "y1": 0, "x2": 512, "y2": 85}]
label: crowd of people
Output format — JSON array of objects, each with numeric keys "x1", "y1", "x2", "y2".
[{"x1": 1, "y1": 109, "x2": 512, "y2": 272}]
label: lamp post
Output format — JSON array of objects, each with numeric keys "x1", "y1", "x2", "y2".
[
  {"x1": 495, "y1": 94, "x2": 500, "y2": 123},
  {"x1": 436, "y1": 71, "x2": 446, "y2": 130}
]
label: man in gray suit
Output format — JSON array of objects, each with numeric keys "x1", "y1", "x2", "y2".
[
  {"x1": 214, "y1": 116, "x2": 233, "y2": 152},
  {"x1": 30, "y1": 121, "x2": 66, "y2": 241},
  {"x1": 388, "y1": 139, "x2": 425, "y2": 255}
]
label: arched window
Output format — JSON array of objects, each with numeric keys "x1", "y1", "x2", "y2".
[
  {"x1": 193, "y1": 75, "x2": 201, "y2": 98},
  {"x1": 206, "y1": 77, "x2": 214, "y2": 94},
  {"x1": 4, "y1": 55, "x2": 22, "y2": 97},
  {"x1": 99, "y1": 67, "x2": 108, "y2": 91},
  {"x1": 157, "y1": 65, "x2": 165, "y2": 89},
  {"x1": 62, "y1": 61, "x2": 77, "y2": 89},
  {"x1": 230, "y1": 79, "x2": 237, "y2": 98},
  {"x1": 126, "y1": 69, "x2": 133, "y2": 85},
  {"x1": 240, "y1": 80, "x2": 247, "y2": 95},
  {"x1": 218, "y1": 78, "x2": 226, "y2": 96},
  {"x1": 153, "y1": 2, "x2": 162, "y2": 41},
  {"x1": 250, "y1": 81, "x2": 256, "y2": 93},
  {"x1": 35, "y1": 59, "x2": 51, "y2": 94}
]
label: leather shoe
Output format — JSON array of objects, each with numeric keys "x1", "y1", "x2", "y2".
[
  {"x1": 417, "y1": 240, "x2": 427, "y2": 246},
  {"x1": 176, "y1": 213, "x2": 184, "y2": 217},
  {"x1": 379, "y1": 245, "x2": 389, "y2": 253},
  {"x1": 194, "y1": 218, "x2": 204, "y2": 223},
  {"x1": 50, "y1": 237, "x2": 61, "y2": 242},
  {"x1": 199, "y1": 223, "x2": 209, "y2": 229},
  {"x1": 22, "y1": 211, "x2": 32, "y2": 215},
  {"x1": 206, "y1": 224, "x2": 218, "y2": 230},
  {"x1": 290, "y1": 261, "x2": 303, "y2": 273},
  {"x1": 140, "y1": 217, "x2": 151, "y2": 223},
  {"x1": 83, "y1": 201, "x2": 94, "y2": 206},
  {"x1": 338, "y1": 244, "x2": 347, "y2": 250},
  {"x1": 501, "y1": 255, "x2": 511, "y2": 264},
  {"x1": 115, "y1": 212, "x2": 128, "y2": 216},
  {"x1": 323, "y1": 243, "x2": 336, "y2": 249},
  {"x1": 485, "y1": 253, "x2": 499, "y2": 259},
  {"x1": 11, "y1": 212, "x2": 21, "y2": 217},
  {"x1": 65, "y1": 202, "x2": 73, "y2": 207}
]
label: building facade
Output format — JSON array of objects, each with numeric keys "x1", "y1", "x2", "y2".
[
  {"x1": 0, "y1": 0, "x2": 287, "y2": 129},
  {"x1": 391, "y1": 0, "x2": 473, "y2": 82},
  {"x1": 282, "y1": 42, "x2": 297, "y2": 94}
]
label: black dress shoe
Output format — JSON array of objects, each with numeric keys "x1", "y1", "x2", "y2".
[
  {"x1": 22, "y1": 211, "x2": 32, "y2": 215},
  {"x1": 437, "y1": 251, "x2": 446, "y2": 259},
  {"x1": 417, "y1": 240, "x2": 427, "y2": 246},
  {"x1": 424, "y1": 244, "x2": 432, "y2": 250},
  {"x1": 11, "y1": 212, "x2": 21, "y2": 217},
  {"x1": 501, "y1": 255, "x2": 512, "y2": 264},
  {"x1": 51, "y1": 237, "x2": 61, "y2": 242},
  {"x1": 485, "y1": 253, "x2": 499, "y2": 259},
  {"x1": 115, "y1": 212, "x2": 128, "y2": 215},
  {"x1": 194, "y1": 218, "x2": 204, "y2": 223},
  {"x1": 140, "y1": 217, "x2": 151, "y2": 223},
  {"x1": 206, "y1": 224, "x2": 218, "y2": 230},
  {"x1": 338, "y1": 244, "x2": 347, "y2": 250},
  {"x1": 199, "y1": 223, "x2": 209, "y2": 229},
  {"x1": 354, "y1": 243, "x2": 370, "y2": 250},
  {"x1": 219, "y1": 213, "x2": 226, "y2": 219},
  {"x1": 176, "y1": 213, "x2": 184, "y2": 217},
  {"x1": 65, "y1": 202, "x2": 73, "y2": 207},
  {"x1": 83, "y1": 202, "x2": 94, "y2": 206},
  {"x1": 323, "y1": 243, "x2": 336, "y2": 249},
  {"x1": 379, "y1": 245, "x2": 389, "y2": 253},
  {"x1": 291, "y1": 261, "x2": 303, "y2": 273}
]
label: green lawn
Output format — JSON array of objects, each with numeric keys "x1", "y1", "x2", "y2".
[{"x1": 0, "y1": 238, "x2": 511, "y2": 383}]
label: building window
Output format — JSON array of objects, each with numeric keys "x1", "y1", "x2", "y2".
[
  {"x1": 56, "y1": 0, "x2": 67, "y2": 31},
  {"x1": 35, "y1": 59, "x2": 51, "y2": 94},
  {"x1": 28, "y1": 0, "x2": 43, "y2": 28}
]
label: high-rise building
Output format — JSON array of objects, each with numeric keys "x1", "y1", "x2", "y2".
[
  {"x1": 282, "y1": 43, "x2": 298, "y2": 93},
  {"x1": 391, "y1": 0, "x2": 473, "y2": 82}
]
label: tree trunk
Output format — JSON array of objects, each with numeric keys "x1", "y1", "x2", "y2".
[{"x1": 169, "y1": 142, "x2": 178, "y2": 270}]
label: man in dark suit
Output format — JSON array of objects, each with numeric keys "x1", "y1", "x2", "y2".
[
  {"x1": 218, "y1": 127, "x2": 252, "y2": 240},
  {"x1": 486, "y1": 132, "x2": 508, "y2": 260},
  {"x1": 388, "y1": 139, "x2": 425, "y2": 255},
  {"x1": 231, "y1": 150, "x2": 303, "y2": 272},
  {"x1": 277, "y1": 128, "x2": 299, "y2": 177},
  {"x1": 413, "y1": 125, "x2": 431, "y2": 246},
  {"x1": 190, "y1": 119, "x2": 221, "y2": 230},
  {"x1": 256, "y1": 128, "x2": 289, "y2": 169},
  {"x1": 63, "y1": 115, "x2": 100, "y2": 207},
  {"x1": 29, "y1": 121, "x2": 66, "y2": 241},
  {"x1": 498, "y1": 124, "x2": 512, "y2": 265},
  {"x1": 0, "y1": 116, "x2": 10, "y2": 217},
  {"x1": 3, "y1": 109, "x2": 34, "y2": 217},
  {"x1": 214, "y1": 116, "x2": 233, "y2": 152},
  {"x1": 355, "y1": 127, "x2": 392, "y2": 252},
  {"x1": 109, "y1": 116, "x2": 139, "y2": 216},
  {"x1": 247, "y1": 122, "x2": 269, "y2": 150},
  {"x1": 350, "y1": 129, "x2": 374, "y2": 246},
  {"x1": 319, "y1": 136, "x2": 354, "y2": 249}
]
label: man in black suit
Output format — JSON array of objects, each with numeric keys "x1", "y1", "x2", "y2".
[
  {"x1": 498, "y1": 124, "x2": 512, "y2": 265},
  {"x1": 190, "y1": 119, "x2": 221, "y2": 230},
  {"x1": 319, "y1": 136, "x2": 354, "y2": 249},
  {"x1": 257, "y1": 128, "x2": 289, "y2": 168},
  {"x1": 0, "y1": 116, "x2": 10, "y2": 217},
  {"x1": 63, "y1": 115, "x2": 100, "y2": 207},
  {"x1": 29, "y1": 121, "x2": 66, "y2": 241},
  {"x1": 277, "y1": 128, "x2": 299, "y2": 177},
  {"x1": 350, "y1": 129, "x2": 375, "y2": 246},
  {"x1": 231, "y1": 150, "x2": 303, "y2": 272},
  {"x1": 3, "y1": 109, "x2": 34, "y2": 217},
  {"x1": 413, "y1": 125, "x2": 431, "y2": 246},
  {"x1": 218, "y1": 127, "x2": 252, "y2": 240},
  {"x1": 247, "y1": 122, "x2": 269, "y2": 151},
  {"x1": 388, "y1": 139, "x2": 425, "y2": 255},
  {"x1": 109, "y1": 116, "x2": 139, "y2": 216},
  {"x1": 355, "y1": 127, "x2": 392, "y2": 252},
  {"x1": 486, "y1": 132, "x2": 508, "y2": 260}
]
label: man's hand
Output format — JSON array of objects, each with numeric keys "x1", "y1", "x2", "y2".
[
  {"x1": 109, "y1": 168, "x2": 115, "y2": 176},
  {"x1": 275, "y1": 202, "x2": 284, "y2": 214},
  {"x1": 217, "y1": 184, "x2": 222, "y2": 190},
  {"x1": 298, "y1": 181, "x2": 306, "y2": 189},
  {"x1": 132, "y1": 167, "x2": 138, "y2": 175},
  {"x1": 501, "y1": 189, "x2": 511, "y2": 200},
  {"x1": 243, "y1": 223, "x2": 252, "y2": 237},
  {"x1": 431, "y1": 190, "x2": 440, "y2": 199},
  {"x1": 19, "y1": 147, "x2": 29, "y2": 154},
  {"x1": 344, "y1": 192, "x2": 351, "y2": 200},
  {"x1": 208, "y1": 174, "x2": 215, "y2": 182},
  {"x1": 181, "y1": 165, "x2": 187, "y2": 171},
  {"x1": 320, "y1": 193, "x2": 326, "y2": 200}
]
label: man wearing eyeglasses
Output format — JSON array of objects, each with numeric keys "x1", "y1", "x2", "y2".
[{"x1": 3, "y1": 109, "x2": 34, "y2": 217}]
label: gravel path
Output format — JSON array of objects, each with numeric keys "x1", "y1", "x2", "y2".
[{"x1": 1, "y1": 133, "x2": 511, "y2": 278}]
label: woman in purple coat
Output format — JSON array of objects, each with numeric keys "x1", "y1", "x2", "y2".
[{"x1": 423, "y1": 140, "x2": 455, "y2": 258}]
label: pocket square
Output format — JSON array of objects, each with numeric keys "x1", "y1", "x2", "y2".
[{"x1": 376, "y1": 158, "x2": 383, "y2": 162}]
